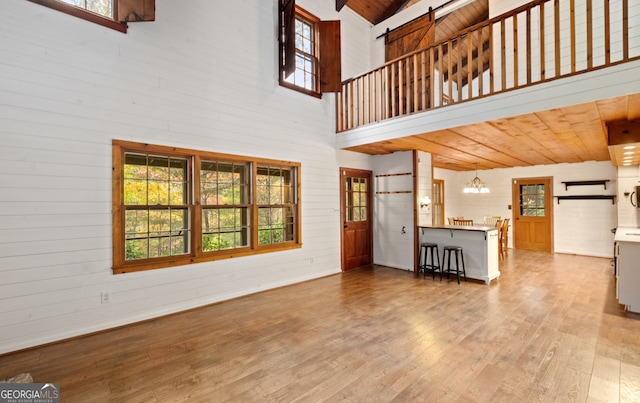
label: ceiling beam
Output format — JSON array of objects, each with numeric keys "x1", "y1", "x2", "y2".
[
  {"x1": 336, "y1": 0, "x2": 348, "y2": 12},
  {"x1": 377, "y1": 0, "x2": 413, "y2": 25}
]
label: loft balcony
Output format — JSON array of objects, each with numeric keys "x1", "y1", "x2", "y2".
[{"x1": 336, "y1": 0, "x2": 640, "y2": 171}]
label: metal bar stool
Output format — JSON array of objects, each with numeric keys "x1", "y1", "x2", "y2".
[
  {"x1": 418, "y1": 242, "x2": 441, "y2": 280},
  {"x1": 442, "y1": 245, "x2": 466, "y2": 284}
]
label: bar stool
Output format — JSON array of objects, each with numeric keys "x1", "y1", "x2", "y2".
[
  {"x1": 418, "y1": 242, "x2": 441, "y2": 280},
  {"x1": 442, "y1": 245, "x2": 466, "y2": 284}
]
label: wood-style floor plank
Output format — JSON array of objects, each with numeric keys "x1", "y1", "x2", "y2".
[{"x1": 1, "y1": 250, "x2": 640, "y2": 402}]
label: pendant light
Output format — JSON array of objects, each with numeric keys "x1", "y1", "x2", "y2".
[{"x1": 463, "y1": 164, "x2": 489, "y2": 193}]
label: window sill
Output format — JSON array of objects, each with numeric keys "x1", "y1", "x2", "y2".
[
  {"x1": 27, "y1": 0, "x2": 128, "y2": 33},
  {"x1": 279, "y1": 80, "x2": 322, "y2": 99},
  {"x1": 113, "y1": 243, "x2": 302, "y2": 274}
]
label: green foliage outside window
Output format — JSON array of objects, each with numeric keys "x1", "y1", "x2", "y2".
[
  {"x1": 59, "y1": 0, "x2": 112, "y2": 18},
  {"x1": 123, "y1": 154, "x2": 190, "y2": 261}
]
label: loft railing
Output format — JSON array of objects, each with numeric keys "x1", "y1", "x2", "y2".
[{"x1": 336, "y1": 0, "x2": 639, "y2": 133}]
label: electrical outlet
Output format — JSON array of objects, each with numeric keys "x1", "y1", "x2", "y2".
[{"x1": 101, "y1": 291, "x2": 111, "y2": 304}]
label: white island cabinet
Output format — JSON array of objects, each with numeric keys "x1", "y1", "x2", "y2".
[
  {"x1": 615, "y1": 227, "x2": 640, "y2": 313},
  {"x1": 419, "y1": 225, "x2": 500, "y2": 284}
]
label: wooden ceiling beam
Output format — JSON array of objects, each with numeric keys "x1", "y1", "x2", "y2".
[
  {"x1": 376, "y1": 0, "x2": 413, "y2": 25},
  {"x1": 336, "y1": 0, "x2": 348, "y2": 12}
]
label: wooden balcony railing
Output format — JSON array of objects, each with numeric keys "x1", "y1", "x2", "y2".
[{"x1": 336, "y1": 0, "x2": 639, "y2": 132}]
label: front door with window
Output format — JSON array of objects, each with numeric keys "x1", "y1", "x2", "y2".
[
  {"x1": 512, "y1": 177, "x2": 553, "y2": 252},
  {"x1": 341, "y1": 168, "x2": 373, "y2": 271}
]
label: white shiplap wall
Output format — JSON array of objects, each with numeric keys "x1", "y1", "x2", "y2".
[
  {"x1": 372, "y1": 151, "x2": 414, "y2": 271},
  {"x1": 436, "y1": 161, "x2": 618, "y2": 258},
  {"x1": 416, "y1": 151, "x2": 433, "y2": 227},
  {"x1": 0, "y1": 0, "x2": 372, "y2": 354}
]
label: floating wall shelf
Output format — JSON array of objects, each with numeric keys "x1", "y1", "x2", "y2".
[
  {"x1": 555, "y1": 195, "x2": 616, "y2": 204},
  {"x1": 561, "y1": 180, "x2": 609, "y2": 190}
]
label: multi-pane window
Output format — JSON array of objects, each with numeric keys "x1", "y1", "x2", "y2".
[
  {"x1": 345, "y1": 177, "x2": 367, "y2": 222},
  {"x1": 27, "y1": 0, "x2": 155, "y2": 33},
  {"x1": 113, "y1": 141, "x2": 301, "y2": 273},
  {"x1": 283, "y1": 15, "x2": 318, "y2": 92},
  {"x1": 279, "y1": 3, "x2": 341, "y2": 96},
  {"x1": 520, "y1": 184, "x2": 546, "y2": 216},
  {"x1": 123, "y1": 153, "x2": 190, "y2": 261},
  {"x1": 201, "y1": 161, "x2": 250, "y2": 252},
  {"x1": 257, "y1": 167, "x2": 296, "y2": 245},
  {"x1": 59, "y1": 0, "x2": 113, "y2": 18}
]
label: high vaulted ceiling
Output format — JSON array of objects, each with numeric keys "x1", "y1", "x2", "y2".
[{"x1": 341, "y1": 0, "x2": 422, "y2": 26}]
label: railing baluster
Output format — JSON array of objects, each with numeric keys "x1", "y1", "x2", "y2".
[
  {"x1": 429, "y1": 47, "x2": 435, "y2": 108},
  {"x1": 468, "y1": 32, "x2": 473, "y2": 100},
  {"x1": 438, "y1": 43, "x2": 444, "y2": 106},
  {"x1": 457, "y1": 35, "x2": 462, "y2": 102},
  {"x1": 570, "y1": 0, "x2": 576, "y2": 73},
  {"x1": 489, "y1": 24, "x2": 496, "y2": 95},
  {"x1": 421, "y1": 51, "x2": 427, "y2": 111},
  {"x1": 604, "y1": 0, "x2": 610, "y2": 64},
  {"x1": 554, "y1": 0, "x2": 560, "y2": 78},
  {"x1": 623, "y1": 0, "x2": 628, "y2": 60},
  {"x1": 513, "y1": 14, "x2": 519, "y2": 88},
  {"x1": 478, "y1": 25, "x2": 484, "y2": 97},
  {"x1": 540, "y1": 2, "x2": 546, "y2": 81},
  {"x1": 526, "y1": 8, "x2": 532, "y2": 85},
  {"x1": 501, "y1": 18, "x2": 507, "y2": 91},
  {"x1": 390, "y1": 63, "x2": 396, "y2": 118},
  {"x1": 587, "y1": 0, "x2": 593, "y2": 70},
  {"x1": 414, "y1": 53, "x2": 419, "y2": 113},
  {"x1": 448, "y1": 39, "x2": 453, "y2": 103}
]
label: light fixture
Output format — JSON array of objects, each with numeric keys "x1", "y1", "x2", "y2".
[
  {"x1": 463, "y1": 164, "x2": 490, "y2": 193},
  {"x1": 420, "y1": 196, "x2": 432, "y2": 208}
]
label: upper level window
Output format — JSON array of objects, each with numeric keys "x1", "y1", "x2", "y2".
[
  {"x1": 279, "y1": 1, "x2": 342, "y2": 97},
  {"x1": 283, "y1": 9, "x2": 319, "y2": 92},
  {"x1": 112, "y1": 140, "x2": 301, "y2": 274},
  {"x1": 26, "y1": 0, "x2": 155, "y2": 33},
  {"x1": 60, "y1": 0, "x2": 113, "y2": 18}
]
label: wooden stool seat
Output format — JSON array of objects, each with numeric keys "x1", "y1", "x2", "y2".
[
  {"x1": 418, "y1": 242, "x2": 441, "y2": 280},
  {"x1": 442, "y1": 245, "x2": 467, "y2": 284}
]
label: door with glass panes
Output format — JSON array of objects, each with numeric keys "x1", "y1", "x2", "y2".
[
  {"x1": 512, "y1": 177, "x2": 553, "y2": 252},
  {"x1": 341, "y1": 168, "x2": 373, "y2": 271}
]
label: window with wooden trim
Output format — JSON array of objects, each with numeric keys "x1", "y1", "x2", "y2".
[
  {"x1": 279, "y1": 1, "x2": 342, "y2": 96},
  {"x1": 112, "y1": 140, "x2": 301, "y2": 274},
  {"x1": 26, "y1": 0, "x2": 155, "y2": 33}
]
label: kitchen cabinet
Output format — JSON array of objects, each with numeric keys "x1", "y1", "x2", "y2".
[{"x1": 615, "y1": 227, "x2": 640, "y2": 313}]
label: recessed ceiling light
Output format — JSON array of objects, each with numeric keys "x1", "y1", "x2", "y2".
[
  {"x1": 624, "y1": 151, "x2": 635, "y2": 155},
  {"x1": 624, "y1": 146, "x2": 637, "y2": 150}
]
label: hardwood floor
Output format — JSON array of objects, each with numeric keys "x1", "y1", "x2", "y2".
[{"x1": 2, "y1": 250, "x2": 640, "y2": 402}]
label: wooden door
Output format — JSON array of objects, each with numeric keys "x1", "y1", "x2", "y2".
[
  {"x1": 432, "y1": 179, "x2": 444, "y2": 226},
  {"x1": 512, "y1": 177, "x2": 553, "y2": 252},
  {"x1": 341, "y1": 168, "x2": 373, "y2": 271}
]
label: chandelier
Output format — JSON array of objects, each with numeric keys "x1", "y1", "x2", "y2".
[{"x1": 463, "y1": 164, "x2": 489, "y2": 193}]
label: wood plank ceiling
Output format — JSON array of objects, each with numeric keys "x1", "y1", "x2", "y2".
[
  {"x1": 344, "y1": 94, "x2": 640, "y2": 171},
  {"x1": 339, "y1": 0, "x2": 640, "y2": 171}
]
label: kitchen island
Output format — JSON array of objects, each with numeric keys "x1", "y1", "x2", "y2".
[
  {"x1": 615, "y1": 227, "x2": 640, "y2": 313},
  {"x1": 419, "y1": 225, "x2": 500, "y2": 284}
]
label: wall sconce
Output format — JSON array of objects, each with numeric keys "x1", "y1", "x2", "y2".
[{"x1": 420, "y1": 196, "x2": 432, "y2": 208}]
